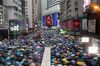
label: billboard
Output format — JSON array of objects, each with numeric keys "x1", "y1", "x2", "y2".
[{"x1": 42, "y1": 13, "x2": 60, "y2": 27}]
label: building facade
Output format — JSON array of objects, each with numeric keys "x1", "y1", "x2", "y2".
[
  {"x1": 3, "y1": 0, "x2": 27, "y2": 31},
  {"x1": 0, "y1": 0, "x2": 4, "y2": 28},
  {"x1": 0, "y1": 0, "x2": 8, "y2": 29},
  {"x1": 25, "y1": 0, "x2": 33, "y2": 28},
  {"x1": 60, "y1": 0, "x2": 84, "y2": 21},
  {"x1": 3, "y1": 0, "x2": 22, "y2": 20},
  {"x1": 41, "y1": 0, "x2": 60, "y2": 16},
  {"x1": 0, "y1": 4, "x2": 4, "y2": 28},
  {"x1": 21, "y1": 0, "x2": 27, "y2": 21},
  {"x1": 0, "y1": 0, "x2": 27, "y2": 39},
  {"x1": 25, "y1": 0, "x2": 42, "y2": 29},
  {"x1": 41, "y1": 0, "x2": 60, "y2": 28},
  {"x1": 0, "y1": 0, "x2": 8, "y2": 40},
  {"x1": 32, "y1": 0, "x2": 42, "y2": 29}
]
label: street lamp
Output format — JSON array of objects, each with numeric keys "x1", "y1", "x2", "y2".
[
  {"x1": 90, "y1": 3, "x2": 100, "y2": 12},
  {"x1": 93, "y1": 5, "x2": 100, "y2": 10}
]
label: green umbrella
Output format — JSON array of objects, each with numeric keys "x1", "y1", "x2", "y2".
[{"x1": 60, "y1": 29, "x2": 69, "y2": 35}]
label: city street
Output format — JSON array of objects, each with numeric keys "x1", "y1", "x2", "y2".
[
  {"x1": 0, "y1": 29, "x2": 100, "y2": 66},
  {"x1": 0, "y1": 0, "x2": 100, "y2": 66}
]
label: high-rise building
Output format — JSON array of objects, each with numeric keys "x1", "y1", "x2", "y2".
[
  {"x1": 32, "y1": 0, "x2": 42, "y2": 28},
  {"x1": 0, "y1": 0, "x2": 3, "y2": 27},
  {"x1": 2, "y1": 0, "x2": 27, "y2": 39},
  {"x1": 3, "y1": 0, "x2": 22, "y2": 20},
  {"x1": 60, "y1": 0, "x2": 84, "y2": 21},
  {"x1": 25, "y1": 0, "x2": 33, "y2": 28},
  {"x1": 21, "y1": 0, "x2": 26, "y2": 20},
  {"x1": 37, "y1": 0, "x2": 42, "y2": 21},
  {"x1": 0, "y1": 0, "x2": 8, "y2": 28},
  {"x1": 0, "y1": 0, "x2": 4, "y2": 27},
  {"x1": 41, "y1": 0, "x2": 60, "y2": 15},
  {"x1": 0, "y1": 0, "x2": 8, "y2": 40},
  {"x1": 25, "y1": 0, "x2": 42, "y2": 29},
  {"x1": 41, "y1": 0, "x2": 60, "y2": 28}
]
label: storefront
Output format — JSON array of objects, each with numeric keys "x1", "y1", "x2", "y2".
[
  {"x1": 62, "y1": 19, "x2": 81, "y2": 36},
  {"x1": 81, "y1": 18, "x2": 100, "y2": 39},
  {"x1": 9, "y1": 19, "x2": 26, "y2": 38}
]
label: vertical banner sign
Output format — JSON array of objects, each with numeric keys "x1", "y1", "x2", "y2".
[
  {"x1": 53, "y1": 13, "x2": 57, "y2": 26},
  {"x1": 88, "y1": 19, "x2": 96, "y2": 33},
  {"x1": 82, "y1": 19, "x2": 88, "y2": 30},
  {"x1": 42, "y1": 16, "x2": 45, "y2": 26}
]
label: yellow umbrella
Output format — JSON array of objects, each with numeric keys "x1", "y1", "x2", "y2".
[
  {"x1": 62, "y1": 58, "x2": 70, "y2": 64},
  {"x1": 29, "y1": 63, "x2": 36, "y2": 66},
  {"x1": 76, "y1": 61, "x2": 85, "y2": 66}
]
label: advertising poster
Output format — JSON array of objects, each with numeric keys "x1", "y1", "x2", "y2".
[
  {"x1": 71, "y1": 19, "x2": 81, "y2": 32},
  {"x1": 88, "y1": 19, "x2": 96, "y2": 33}
]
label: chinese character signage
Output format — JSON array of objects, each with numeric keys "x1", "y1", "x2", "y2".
[
  {"x1": 88, "y1": 19, "x2": 96, "y2": 33},
  {"x1": 82, "y1": 19, "x2": 88, "y2": 30}
]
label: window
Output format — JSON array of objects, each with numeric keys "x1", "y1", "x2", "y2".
[
  {"x1": 0, "y1": 19, "x2": 3, "y2": 22},
  {"x1": 69, "y1": 9, "x2": 71, "y2": 12},
  {"x1": 75, "y1": 2, "x2": 78, "y2": 6},
  {"x1": 13, "y1": 0, "x2": 15, "y2": 3},
  {"x1": 77, "y1": 13, "x2": 78, "y2": 17},
  {"x1": 0, "y1": 6, "x2": 3, "y2": 9},
  {"x1": 18, "y1": 0, "x2": 21, "y2": 2},
  {"x1": 35, "y1": 0, "x2": 37, "y2": 3},
  {"x1": 0, "y1": 12, "x2": 2, "y2": 15},
  {"x1": 0, "y1": 11, "x2": 3, "y2": 19},
  {"x1": 26, "y1": 4, "x2": 27, "y2": 7},
  {"x1": 14, "y1": 13, "x2": 17, "y2": 17},
  {"x1": 0, "y1": 15, "x2": 2, "y2": 18},
  {"x1": 75, "y1": 8, "x2": 78, "y2": 11},
  {"x1": 14, "y1": 6, "x2": 18, "y2": 11},
  {"x1": 0, "y1": 19, "x2": 3, "y2": 26}
]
